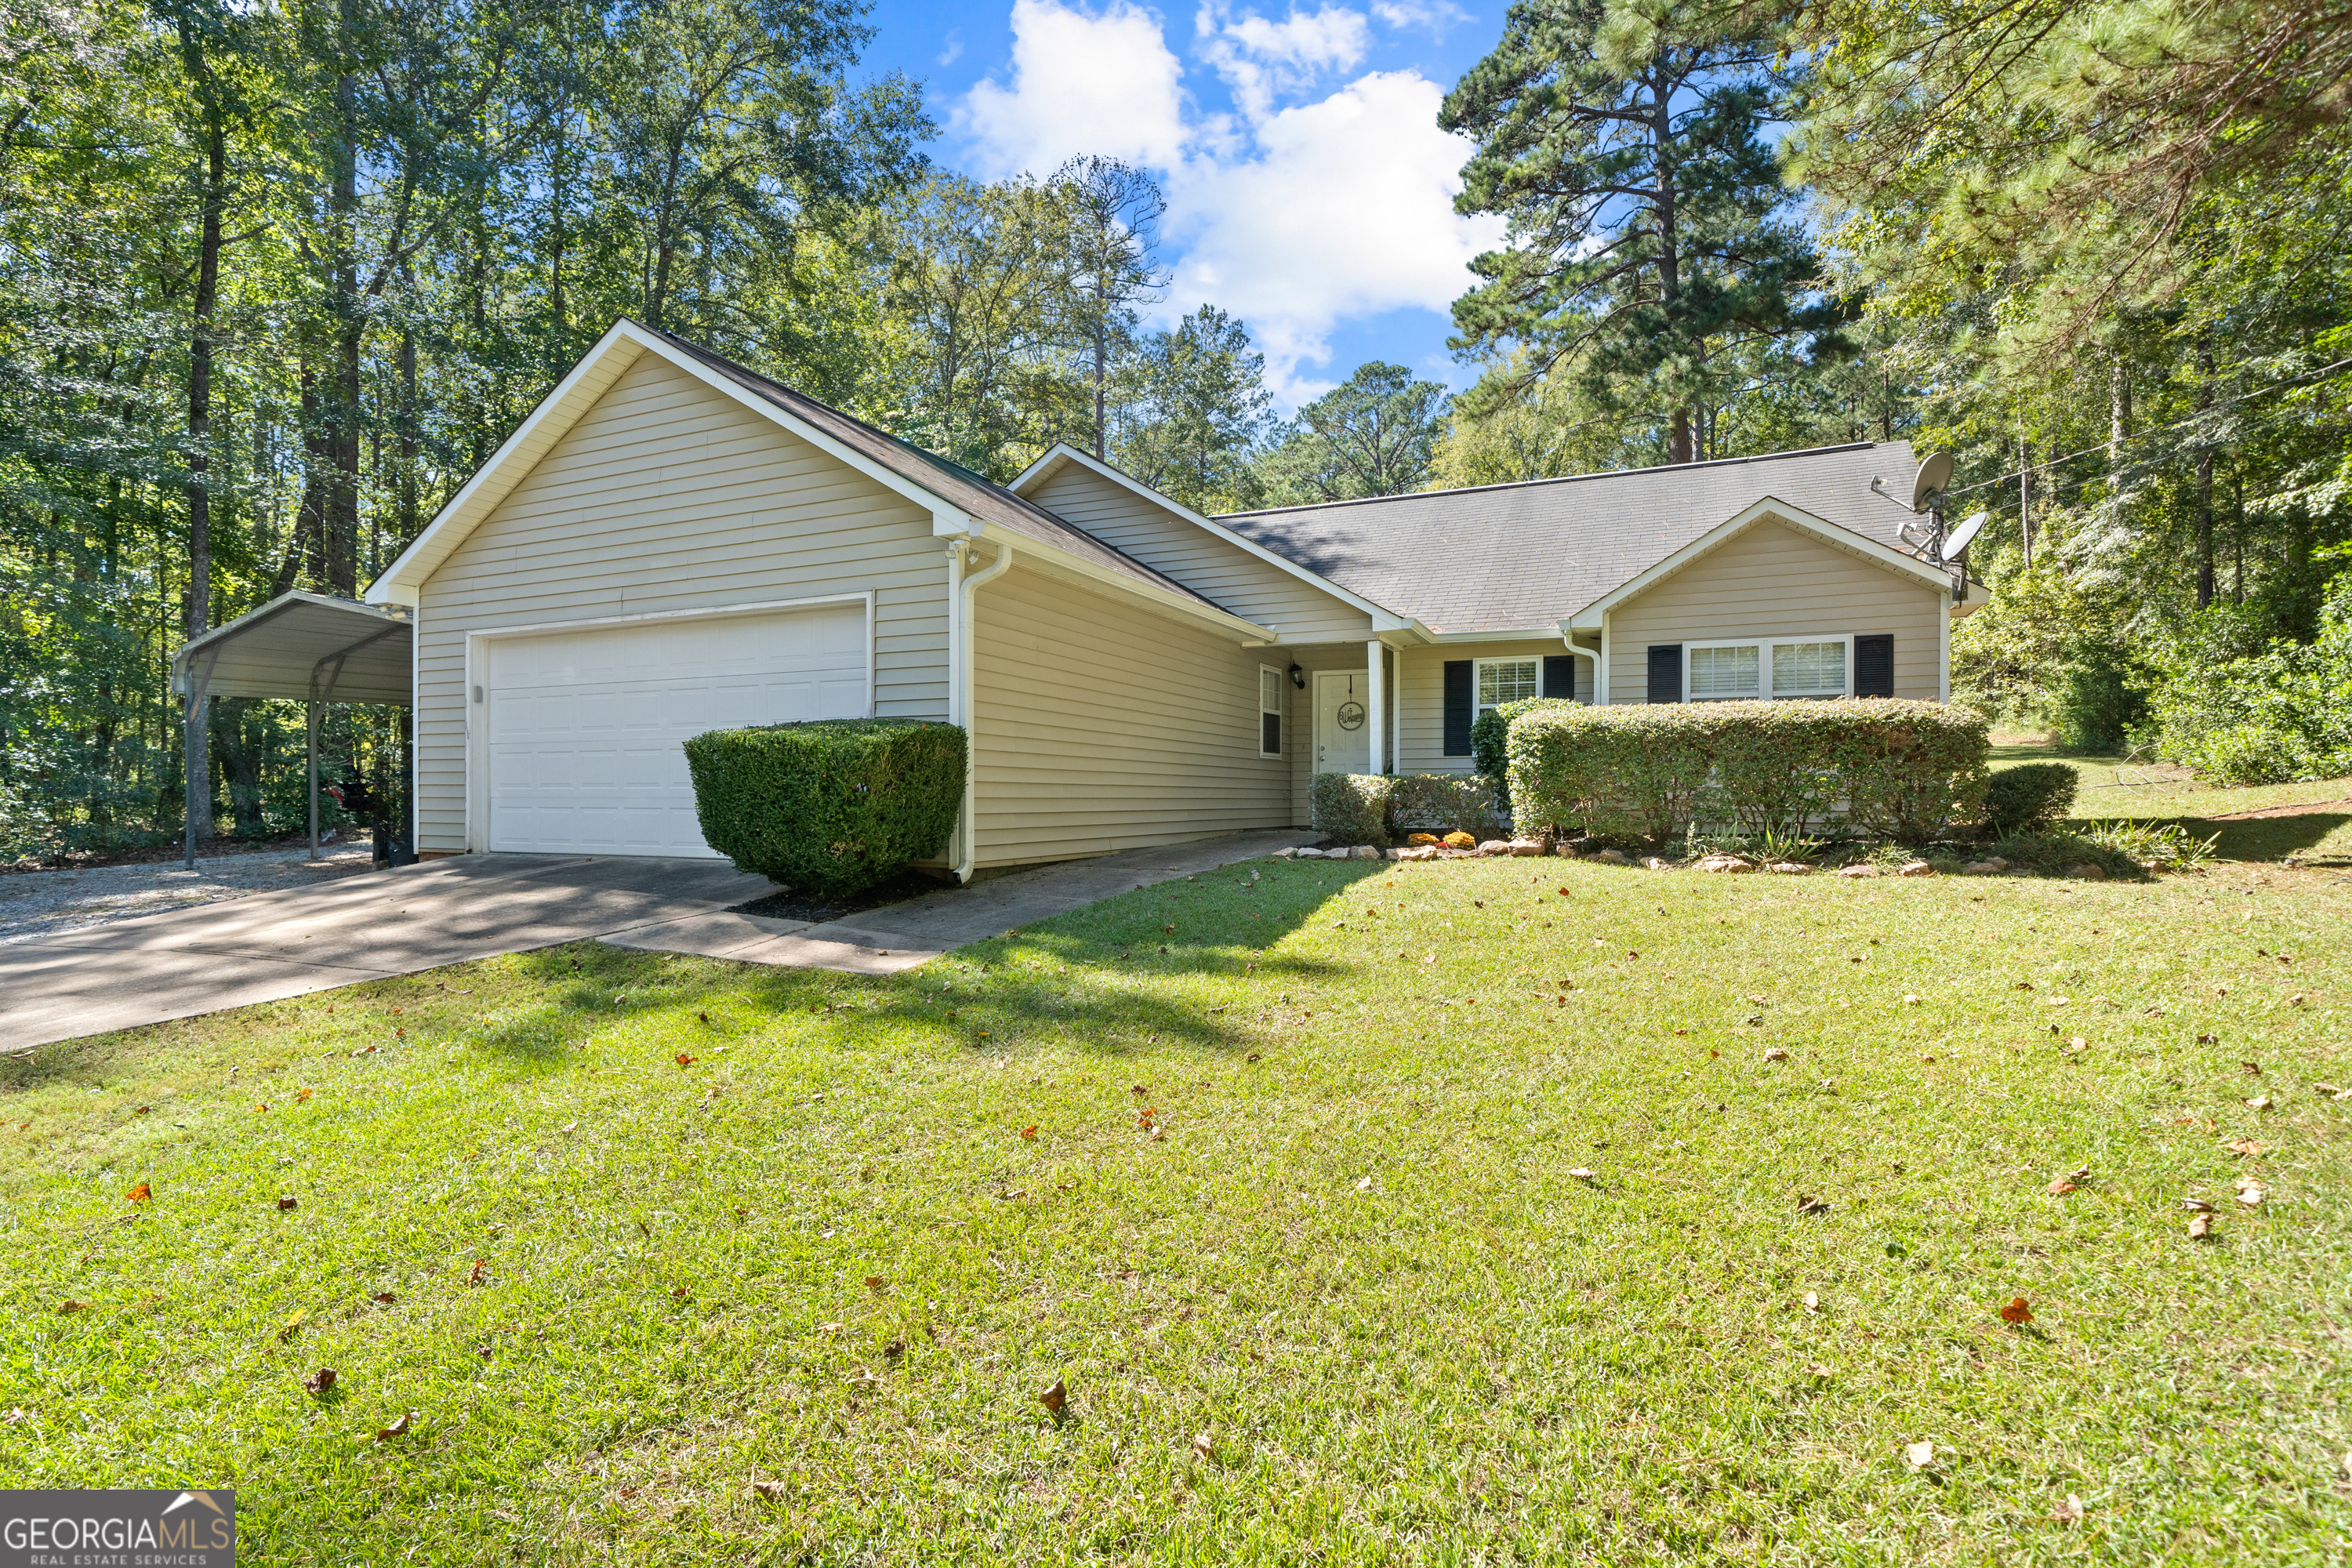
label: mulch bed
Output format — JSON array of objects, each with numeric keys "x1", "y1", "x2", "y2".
[{"x1": 728, "y1": 867, "x2": 953, "y2": 924}]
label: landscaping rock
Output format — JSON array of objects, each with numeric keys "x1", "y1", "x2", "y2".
[
  {"x1": 2067, "y1": 862, "x2": 2107, "y2": 880},
  {"x1": 1347, "y1": 845, "x2": 1381, "y2": 860},
  {"x1": 1594, "y1": 848, "x2": 1630, "y2": 865},
  {"x1": 1554, "y1": 843, "x2": 1577, "y2": 858},
  {"x1": 1395, "y1": 845, "x2": 1437, "y2": 862},
  {"x1": 1962, "y1": 858, "x2": 2005, "y2": 875},
  {"x1": 1767, "y1": 862, "x2": 1811, "y2": 875},
  {"x1": 1477, "y1": 840, "x2": 1512, "y2": 855},
  {"x1": 1896, "y1": 860, "x2": 1936, "y2": 878},
  {"x1": 1838, "y1": 863, "x2": 1880, "y2": 879},
  {"x1": 1642, "y1": 855, "x2": 1675, "y2": 871},
  {"x1": 1694, "y1": 854, "x2": 1756, "y2": 873},
  {"x1": 1273, "y1": 847, "x2": 1298, "y2": 858},
  {"x1": 1506, "y1": 839, "x2": 1548, "y2": 857}
]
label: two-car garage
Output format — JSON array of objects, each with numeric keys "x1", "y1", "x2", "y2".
[{"x1": 474, "y1": 598, "x2": 871, "y2": 857}]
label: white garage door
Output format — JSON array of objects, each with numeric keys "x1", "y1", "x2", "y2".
[{"x1": 484, "y1": 602, "x2": 869, "y2": 856}]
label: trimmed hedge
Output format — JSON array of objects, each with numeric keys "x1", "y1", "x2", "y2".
[
  {"x1": 1984, "y1": 761, "x2": 2079, "y2": 835},
  {"x1": 1390, "y1": 773, "x2": 1510, "y2": 841},
  {"x1": 683, "y1": 719, "x2": 967, "y2": 894},
  {"x1": 1507, "y1": 699, "x2": 1989, "y2": 844},
  {"x1": 1310, "y1": 772, "x2": 1394, "y2": 845},
  {"x1": 1470, "y1": 697, "x2": 1570, "y2": 787}
]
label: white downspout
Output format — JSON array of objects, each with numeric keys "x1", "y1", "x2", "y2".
[
  {"x1": 1597, "y1": 614, "x2": 1612, "y2": 706},
  {"x1": 953, "y1": 538, "x2": 1014, "y2": 882},
  {"x1": 1364, "y1": 638, "x2": 1385, "y2": 773},
  {"x1": 1560, "y1": 635, "x2": 1599, "y2": 704}
]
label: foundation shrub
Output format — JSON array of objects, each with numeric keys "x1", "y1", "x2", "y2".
[
  {"x1": 1507, "y1": 699, "x2": 1989, "y2": 844},
  {"x1": 1310, "y1": 773, "x2": 1395, "y2": 845},
  {"x1": 1388, "y1": 773, "x2": 1511, "y2": 841},
  {"x1": 683, "y1": 719, "x2": 967, "y2": 895}
]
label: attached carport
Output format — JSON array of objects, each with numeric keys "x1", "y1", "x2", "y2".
[{"x1": 169, "y1": 590, "x2": 414, "y2": 869}]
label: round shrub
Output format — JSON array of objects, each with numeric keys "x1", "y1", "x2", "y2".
[
  {"x1": 683, "y1": 719, "x2": 967, "y2": 895},
  {"x1": 1983, "y1": 761, "x2": 2079, "y2": 835},
  {"x1": 1310, "y1": 772, "x2": 1395, "y2": 846},
  {"x1": 1470, "y1": 696, "x2": 1570, "y2": 788}
]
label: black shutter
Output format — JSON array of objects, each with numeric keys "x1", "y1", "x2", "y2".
[
  {"x1": 1646, "y1": 644, "x2": 1682, "y2": 703},
  {"x1": 1854, "y1": 634, "x2": 1894, "y2": 698},
  {"x1": 1443, "y1": 659, "x2": 1473, "y2": 755},
  {"x1": 1543, "y1": 654, "x2": 1573, "y2": 699}
]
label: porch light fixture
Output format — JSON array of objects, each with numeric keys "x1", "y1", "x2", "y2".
[{"x1": 1287, "y1": 662, "x2": 1305, "y2": 690}]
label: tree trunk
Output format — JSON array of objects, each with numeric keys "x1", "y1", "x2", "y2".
[
  {"x1": 2019, "y1": 434, "x2": 2033, "y2": 571},
  {"x1": 2107, "y1": 353, "x2": 2129, "y2": 472},
  {"x1": 1650, "y1": 74, "x2": 1691, "y2": 467},
  {"x1": 2194, "y1": 334, "x2": 2215, "y2": 609},
  {"x1": 183, "y1": 99, "x2": 227, "y2": 844}
]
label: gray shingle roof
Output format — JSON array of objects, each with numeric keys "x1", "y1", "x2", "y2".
[
  {"x1": 1217, "y1": 442, "x2": 1924, "y2": 633},
  {"x1": 650, "y1": 327, "x2": 1227, "y2": 615}
]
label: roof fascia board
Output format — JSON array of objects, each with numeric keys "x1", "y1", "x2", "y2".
[
  {"x1": 1011, "y1": 441, "x2": 1408, "y2": 626},
  {"x1": 1566, "y1": 496, "x2": 1951, "y2": 630},
  {"x1": 1426, "y1": 627, "x2": 1564, "y2": 644},
  {"x1": 368, "y1": 321, "x2": 971, "y2": 604}
]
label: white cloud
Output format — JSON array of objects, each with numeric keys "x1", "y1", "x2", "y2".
[
  {"x1": 954, "y1": 0, "x2": 1503, "y2": 404},
  {"x1": 1165, "y1": 70, "x2": 1502, "y2": 400},
  {"x1": 953, "y1": 0, "x2": 1189, "y2": 175},
  {"x1": 1370, "y1": 0, "x2": 1472, "y2": 33},
  {"x1": 1196, "y1": 4, "x2": 1369, "y2": 121}
]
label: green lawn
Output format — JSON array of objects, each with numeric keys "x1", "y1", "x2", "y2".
[
  {"x1": 1991, "y1": 736, "x2": 2352, "y2": 867},
  {"x1": 5, "y1": 850, "x2": 2350, "y2": 1563}
]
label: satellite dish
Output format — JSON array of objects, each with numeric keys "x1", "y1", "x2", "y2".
[
  {"x1": 1910, "y1": 452, "x2": 1955, "y2": 514},
  {"x1": 1942, "y1": 510, "x2": 1988, "y2": 557}
]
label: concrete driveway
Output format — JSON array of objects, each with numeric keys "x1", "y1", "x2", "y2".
[{"x1": 0, "y1": 854, "x2": 775, "y2": 1051}]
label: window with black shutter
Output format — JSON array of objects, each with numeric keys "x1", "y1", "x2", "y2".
[
  {"x1": 1854, "y1": 634, "x2": 1895, "y2": 698},
  {"x1": 1543, "y1": 654, "x2": 1573, "y2": 699},
  {"x1": 1646, "y1": 644, "x2": 1682, "y2": 703},
  {"x1": 1442, "y1": 659, "x2": 1473, "y2": 754}
]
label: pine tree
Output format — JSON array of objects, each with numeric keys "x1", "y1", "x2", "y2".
[{"x1": 1441, "y1": 0, "x2": 1844, "y2": 465}]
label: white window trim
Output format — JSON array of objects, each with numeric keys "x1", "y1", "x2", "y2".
[
  {"x1": 1258, "y1": 663, "x2": 1285, "y2": 759},
  {"x1": 1682, "y1": 632, "x2": 1855, "y2": 702},
  {"x1": 1472, "y1": 655, "x2": 1542, "y2": 720}
]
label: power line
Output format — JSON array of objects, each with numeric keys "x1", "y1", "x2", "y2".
[{"x1": 1937, "y1": 355, "x2": 2352, "y2": 506}]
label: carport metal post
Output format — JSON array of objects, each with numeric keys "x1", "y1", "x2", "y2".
[
  {"x1": 306, "y1": 699, "x2": 319, "y2": 859},
  {"x1": 181, "y1": 646, "x2": 223, "y2": 869}
]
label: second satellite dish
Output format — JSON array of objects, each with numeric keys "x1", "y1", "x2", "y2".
[
  {"x1": 1942, "y1": 510, "x2": 1988, "y2": 557},
  {"x1": 1911, "y1": 452, "x2": 1955, "y2": 514}
]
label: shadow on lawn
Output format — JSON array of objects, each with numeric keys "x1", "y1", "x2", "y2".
[
  {"x1": 2179, "y1": 812, "x2": 2350, "y2": 865},
  {"x1": 742, "y1": 858, "x2": 1385, "y2": 1064}
]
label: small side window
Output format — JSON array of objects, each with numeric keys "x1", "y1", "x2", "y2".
[{"x1": 1258, "y1": 666, "x2": 1283, "y2": 757}]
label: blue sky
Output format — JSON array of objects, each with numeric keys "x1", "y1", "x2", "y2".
[{"x1": 855, "y1": 0, "x2": 1508, "y2": 408}]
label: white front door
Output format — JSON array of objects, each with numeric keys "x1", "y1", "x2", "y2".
[
  {"x1": 1314, "y1": 670, "x2": 1371, "y2": 775},
  {"x1": 481, "y1": 602, "x2": 869, "y2": 856}
]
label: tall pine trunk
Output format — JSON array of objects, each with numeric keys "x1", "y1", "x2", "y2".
[
  {"x1": 183, "y1": 95, "x2": 227, "y2": 844},
  {"x1": 2194, "y1": 335, "x2": 2215, "y2": 609}
]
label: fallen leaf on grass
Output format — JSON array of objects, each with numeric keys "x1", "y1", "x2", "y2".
[
  {"x1": 2198, "y1": 1033, "x2": 2216, "y2": 1044},
  {"x1": 750, "y1": 1479, "x2": 788, "y2": 1501},
  {"x1": 465, "y1": 1260, "x2": 488, "y2": 1287},
  {"x1": 1354, "y1": 1174, "x2": 1374, "y2": 1191},
  {"x1": 372, "y1": 1412, "x2": 413, "y2": 1442},
  {"x1": 1801, "y1": 1290, "x2": 1820, "y2": 1314},
  {"x1": 2234, "y1": 1178, "x2": 2266, "y2": 1207},
  {"x1": 2313, "y1": 1083, "x2": 2347, "y2": 1100},
  {"x1": 1037, "y1": 1378, "x2": 1067, "y2": 1414},
  {"x1": 295, "y1": 1088, "x2": 313, "y2": 1103},
  {"x1": 125, "y1": 1182, "x2": 151, "y2": 1203},
  {"x1": 2225, "y1": 1138, "x2": 2267, "y2": 1156},
  {"x1": 304, "y1": 1368, "x2": 336, "y2": 1394},
  {"x1": 1019, "y1": 1125, "x2": 1038, "y2": 1141},
  {"x1": 1764, "y1": 1047, "x2": 1789, "y2": 1062},
  {"x1": 57, "y1": 1300, "x2": 89, "y2": 1315},
  {"x1": 2188, "y1": 1212, "x2": 2215, "y2": 1240},
  {"x1": 864, "y1": 1276, "x2": 887, "y2": 1292},
  {"x1": 2053, "y1": 1494, "x2": 2085, "y2": 1525},
  {"x1": 1192, "y1": 1432, "x2": 1214, "y2": 1461},
  {"x1": 1998, "y1": 1297, "x2": 2034, "y2": 1325},
  {"x1": 1795, "y1": 1196, "x2": 1831, "y2": 1215},
  {"x1": 1904, "y1": 1440, "x2": 1936, "y2": 1469},
  {"x1": 816, "y1": 1322, "x2": 842, "y2": 1337},
  {"x1": 674, "y1": 1054, "x2": 695, "y2": 1067},
  {"x1": 370, "y1": 1292, "x2": 396, "y2": 1305},
  {"x1": 277, "y1": 1196, "x2": 298, "y2": 1211},
  {"x1": 1903, "y1": 993, "x2": 1921, "y2": 1006},
  {"x1": 2181, "y1": 1196, "x2": 2215, "y2": 1212},
  {"x1": 2247, "y1": 1094, "x2": 2274, "y2": 1112}
]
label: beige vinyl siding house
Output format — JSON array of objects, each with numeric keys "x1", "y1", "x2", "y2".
[
  {"x1": 1600, "y1": 517, "x2": 1945, "y2": 705},
  {"x1": 360, "y1": 318, "x2": 1984, "y2": 880},
  {"x1": 408, "y1": 350, "x2": 949, "y2": 856}
]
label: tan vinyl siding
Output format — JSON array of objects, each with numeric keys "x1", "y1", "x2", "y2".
[
  {"x1": 411, "y1": 354, "x2": 948, "y2": 854},
  {"x1": 1025, "y1": 460, "x2": 1373, "y2": 641},
  {"x1": 1605, "y1": 521, "x2": 1944, "y2": 703},
  {"x1": 971, "y1": 562, "x2": 1290, "y2": 866},
  {"x1": 1393, "y1": 640, "x2": 1581, "y2": 778}
]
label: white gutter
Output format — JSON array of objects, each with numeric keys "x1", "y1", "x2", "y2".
[
  {"x1": 949, "y1": 536, "x2": 1014, "y2": 882},
  {"x1": 1557, "y1": 627, "x2": 1599, "y2": 703}
]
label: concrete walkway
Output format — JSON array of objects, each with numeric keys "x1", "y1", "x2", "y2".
[
  {"x1": 605, "y1": 829, "x2": 1312, "y2": 970},
  {"x1": 0, "y1": 854, "x2": 775, "y2": 1051}
]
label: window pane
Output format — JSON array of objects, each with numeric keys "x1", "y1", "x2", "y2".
[
  {"x1": 1261, "y1": 667, "x2": 1282, "y2": 714},
  {"x1": 1771, "y1": 641, "x2": 1845, "y2": 696},
  {"x1": 1688, "y1": 644, "x2": 1760, "y2": 699},
  {"x1": 1478, "y1": 660, "x2": 1538, "y2": 706}
]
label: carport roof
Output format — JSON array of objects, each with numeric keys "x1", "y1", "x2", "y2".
[{"x1": 169, "y1": 590, "x2": 412, "y2": 704}]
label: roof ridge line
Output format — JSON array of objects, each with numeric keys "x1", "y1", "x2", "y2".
[{"x1": 1215, "y1": 441, "x2": 1889, "y2": 521}]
